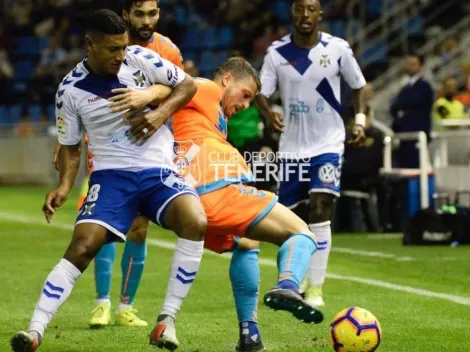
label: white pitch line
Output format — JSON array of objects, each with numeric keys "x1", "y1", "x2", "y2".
[
  {"x1": 331, "y1": 247, "x2": 414, "y2": 261},
  {"x1": 1, "y1": 212, "x2": 470, "y2": 306}
]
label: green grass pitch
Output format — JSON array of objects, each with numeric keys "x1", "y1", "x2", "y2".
[{"x1": 1, "y1": 186, "x2": 470, "y2": 351}]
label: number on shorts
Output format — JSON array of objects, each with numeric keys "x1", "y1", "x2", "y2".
[{"x1": 87, "y1": 184, "x2": 101, "y2": 202}]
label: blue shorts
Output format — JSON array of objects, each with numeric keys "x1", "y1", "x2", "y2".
[
  {"x1": 278, "y1": 153, "x2": 343, "y2": 209},
  {"x1": 76, "y1": 168, "x2": 198, "y2": 241}
]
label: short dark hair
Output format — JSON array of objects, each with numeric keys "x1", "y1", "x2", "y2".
[
  {"x1": 212, "y1": 57, "x2": 261, "y2": 92},
  {"x1": 124, "y1": 0, "x2": 158, "y2": 12},
  {"x1": 85, "y1": 9, "x2": 127, "y2": 36}
]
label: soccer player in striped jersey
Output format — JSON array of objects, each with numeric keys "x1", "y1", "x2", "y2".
[
  {"x1": 11, "y1": 10, "x2": 206, "y2": 352},
  {"x1": 51, "y1": 0, "x2": 186, "y2": 329},
  {"x1": 255, "y1": 0, "x2": 367, "y2": 307}
]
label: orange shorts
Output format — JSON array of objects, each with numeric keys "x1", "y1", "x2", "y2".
[{"x1": 201, "y1": 183, "x2": 278, "y2": 253}]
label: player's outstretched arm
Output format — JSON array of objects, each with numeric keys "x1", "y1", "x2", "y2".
[
  {"x1": 255, "y1": 94, "x2": 284, "y2": 132},
  {"x1": 126, "y1": 74, "x2": 196, "y2": 142},
  {"x1": 108, "y1": 85, "x2": 173, "y2": 113},
  {"x1": 349, "y1": 87, "x2": 366, "y2": 146},
  {"x1": 43, "y1": 143, "x2": 81, "y2": 223}
]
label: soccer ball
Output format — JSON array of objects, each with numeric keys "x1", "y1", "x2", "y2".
[{"x1": 329, "y1": 307, "x2": 382, "y2": 352}]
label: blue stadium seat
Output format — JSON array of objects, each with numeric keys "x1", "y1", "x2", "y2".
[
  {"x1": 367, "y1": 0, "x2": 382, "y2": 17},
  {"x1": 47, "y1": 104, "x2": 55, "y2": 121},
  {"x1": 8, "y1": 105, "x2": 23, "y2": 124},
  {"x1": 183, "y1": 51, "x2": 197, "y2": 62},
  {"x1": 273, "y1": 0, "x2": 291, "y2": 23},
  {"x1": 331, "y1": 20, "x2": 346, "y2": 39},
  {"x1": 15, "y1": 36, "x2": 40, "y2": 55},
  {"x1": 408, "y1": 15, "x2": 424, "y2": 36},
  {"x1": 199, "y1": 51, "x2": 215, "y2": 73},
  {"x1": 0, "y1": 105, "x2": 7, "y2": 125},
  {"x1": 39, "y1": 36, "x2": 50, "y2": 51},
  {"x1": 362, "y1": 40, "x2": 388, "y2": 65},
  {"x1": 28, "y1": 104, "x2": 42, "y2": 122},
  {"x1": 202, "y1": 26, "x2": 217, "y2": 48},
  {"x1": 14, "y1": 60, "x2": 34, "y2": 79},
  {"x1": 216, "y1": 50, "x2": 228, "y2": 63},
  {"x1": 174, "y1": 5, "x2": 187, "y2": 26},
  {"x1": 218, "y1": 26, "x2": 234, "y2": 47},
  {"x1": 182, "y1": 30, "x2": 199, "y2": 50}
]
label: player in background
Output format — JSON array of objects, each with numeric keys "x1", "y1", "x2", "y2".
[
  {"x1": 113, "y1": 58, "x2": 324, "y2": 351},
  {"x1": 11, "y1": 10, "x2": 206, "y2": 352},
  {"x1": 255, "y1": 0, "x2": 367, "y2": 307}
]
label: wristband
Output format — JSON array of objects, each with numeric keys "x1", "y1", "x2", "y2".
[{"x1": 355, "y1": 113, "x2": 366, "y2": 127}]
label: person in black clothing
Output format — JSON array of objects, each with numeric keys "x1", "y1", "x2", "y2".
[{"x1": 391, "y1": 54, "x2": 434, "y2": 168}]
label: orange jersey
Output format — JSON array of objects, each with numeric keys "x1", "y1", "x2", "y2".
[
  {"x1": 146, "y1": 32, "x2": 184, "y2": 69},
  {"x1": 170, "y1": 79, "x2": 254, "y2": 195}
]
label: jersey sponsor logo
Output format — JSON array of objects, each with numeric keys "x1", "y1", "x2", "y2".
[
  {"x1": 88, "y1": 96, "x2": 102, "y2": 104},
  {"x1": 318, "y1": 162, "x2": 341, "y2": 187},
  {"x1": 56, "y1": 116, "x2": 66, "y2": 136},
  {"x1": 316, "y1": 99, "x2": 325, "y2": 113},
  {"x1": 289, "y1": 100, "x2": 310, "y2": 119},
  {"x1": 168, "y1": 65, "x2": 179, "y2": 87},
  {"x1": 281, "y1": 61, "x2": 296, "y2": 66},
  {"x1": 320, "y1": 55, "x2": 331, "y2": 68}
]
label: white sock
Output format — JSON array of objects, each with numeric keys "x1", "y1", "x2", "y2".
[
  {"x1": 95, "y1": 298, "x2": 111, "y2": 307},
  {"x1": 28, "y1": 259, "x2": 81, "y2": 337},
  {"x1": 118, "y1": 303, "x2": 132, "y2": 312},
  {"x1": 307, "y1": 221, "x2": 332, "y2": 287},
  {"x1": 160, "y1": 238, "x2": 204, "y2": 318}
]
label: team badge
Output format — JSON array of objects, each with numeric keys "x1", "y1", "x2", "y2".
[
  {"x1": 320, "y1": 55, "x2": 331, "y2": 68},
  {"x1": 132, "y1": 70, "x2": 146, "y2": 87},
  {"x1": 168, "y1": 139, "x2": 201, "y2": 188}
]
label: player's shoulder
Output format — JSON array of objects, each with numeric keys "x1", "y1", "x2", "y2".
[
  {"x1": 126, "y1": 44, "x2": 163, "y2": 59},
  {"x1": 267, "y1": 34, "x2": 292, "y2": 52},
  {"x1": 321, "y1": 32, "x2": 352, "y2": 52},
  {"x1": 193, "y1": 78, "x2": 222, "y2": 103},
  {"x1": 57, "y1": 60, "x2": 88, "y2": 98}
]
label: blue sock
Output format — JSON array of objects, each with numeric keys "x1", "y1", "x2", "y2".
[
  {"x1": 94, "y1": 242, "x2": 116, "y2": 300},
  {"x1": 277, "y1": 233, "x2": 317, "y2": 291},
  {"x1": 230, "y1": 248, "x2": 260, "y2": 323},
  {"x1": 230, "y1": 248, "x2": 261, "y2": 338},
  {"x1": 120, "y1": 240, "x2": 147, "y2": 305}
]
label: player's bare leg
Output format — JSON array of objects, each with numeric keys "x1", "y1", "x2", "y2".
[
  {"x1": 230, "y1": 238, "x2": 265, "y2": 352},
  {"x1": 149, "y1": 194, "x2": 207, "y2": 351},
  {"x1": 11, "y1": 224, "x2": 108, "y2": 352},
  {"x1": 301, "y1": 192, "x2": 335, "y2": 307},
  {"x1": 246, "y1": 202, "x2": 324, "y2": 325}
]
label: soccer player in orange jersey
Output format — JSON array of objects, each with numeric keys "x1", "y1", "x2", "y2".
[
  {"x1": 52, "y1": 0, "x2": 187, "y2": 329},
  {"x1": 114, "y1": 58, "x2": 324, "y2": 351}
]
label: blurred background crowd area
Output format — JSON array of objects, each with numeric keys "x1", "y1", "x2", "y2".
[
  {"x1": 1, "y1": 0, "x2": 470, "y2": 233},
  {"x1": 0, "y1": 0, "x2": 470, "y2": 138}
]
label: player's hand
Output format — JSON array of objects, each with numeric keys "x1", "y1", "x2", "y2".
[
  {"x1": 42, "y1": 186, "x2": 69, "y2": 223},
  {"x1": 52, "y1": 142, "x2": 61, "y2": 171},
  {"x1": 108, "y1": 88, "x2": 154, "y2": 113},
  {"x1": 349, "y1": 124, "x2": 366, "y2": 146},
  {"x1": 125, "y1": 109, "x2": 166, "y2": 143},
  {"x1": 266, "y1": 111, "x2": 284, "y2": 132}
]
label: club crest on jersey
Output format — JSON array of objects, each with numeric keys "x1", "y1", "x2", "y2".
[
  {"x1": 132, "y1": 70, "x2": 146, "y2": 87},
  {"x1": 170, "y1": 139, "x2": 201, "y2": 188},
  {"x1": 56, "y1": 116, "x2": 66, "y2": 136},
  {"x1": 320, "y1": 55, "x2": 331, "y2": 68}
]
